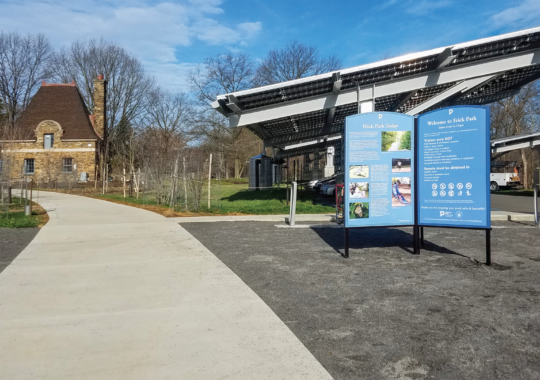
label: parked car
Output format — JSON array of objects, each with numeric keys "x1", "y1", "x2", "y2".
[
  {"x1": 313, "y1": 175, "x2": 336, "y2": 193},
  {"x1": 321, "y1": 180, "x2": 336, "y2": 196},
  {"x1": 325, "y1": 183, "x2": 337, "y2": 196},
  {"x1": 305, "y1": 179, "x2": 320, "y2": 189}
]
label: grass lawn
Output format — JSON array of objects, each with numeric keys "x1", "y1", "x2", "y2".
[
  {"x1": 94, "y1": 179, "x2": 335, "y2": 216},
  {"x1": 0, "y1": 197, "x2": 48, "y2": 228}
]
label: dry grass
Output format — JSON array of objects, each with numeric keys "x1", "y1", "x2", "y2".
[{"x1": 90, "y1": 196, "x2": 249, "y2": 217}]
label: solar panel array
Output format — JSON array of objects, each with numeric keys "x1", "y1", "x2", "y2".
[
  {"x1": 397, "y1": 82, "x2": 459, "y2": 113},
  {"x1": 259, "y1": 109, "x2": 330, "y2": 144},
  {"x1": 266, "y1": 93, "x2": 406, "y2": 147},
  {"x1": 424, "y1": 64, "x2": 540, "y2": 112},
  {"x1": 462, "y1": 64, "x2": 540, "y2": 99},
  {"x1": 340, "y1": 55, "x2": 439, "y2": 91},
  {"x1": 238, "y1": 77, "x2": 334, "y2": 110},
  {"x1": 234, "y1": 30, "x2": 540, "y2": 115},
  {"x1": 375, "y1": 94, "x2": 401, "y2": 112},
  {"x1": 237, "y1": 29, "x2": 540, "y2": 149},
  {"x1": 450, "y1": 32, "x2": 540, "y2": 66}
]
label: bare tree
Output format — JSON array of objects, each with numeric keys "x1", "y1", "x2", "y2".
[
  {"x1": 116, "y1": 88, "x2": 193, "y2": 188},
  {"x1": 491, "y1": 82, "x2": 540, "y2": 188},
  {"x1": 145, "y1": 88, "x2": 192, "y2": 136},
  {"x1": 255, "y1": 40, "x2": 342, "y2": 86},
  {"x1": 188, "y1": 52, "x2": 261, "y2": 178},
  {"x1": 50, "y1": 39, "x2": 154, "y2": 134},
  {"x1": 188, "y1": 53, "x2": 255, "y2": 105},
  {"x1": 50, "y1": 38, "x2": 155, "y2": 186},
  {"x1": 0, "y1": 32, "x2": 52, "y2": 125}
]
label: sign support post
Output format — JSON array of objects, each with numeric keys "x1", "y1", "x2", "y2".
[
  {"x1": 344, "y1": 228, "x2": 349, "y2": 258},
  {"x1": 486, "y1": 229, "x2": 491, "y2": 266},
  {"x1": 416, "y1": 106, "x2": 492, "y2": 266},
  {"x1": 413, "y1": 118, "x2": 420, "y2": 255}
]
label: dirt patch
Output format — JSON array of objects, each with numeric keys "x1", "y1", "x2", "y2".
[{"x1": 183, "y1": 221, "x2": 540, "y2": 380}]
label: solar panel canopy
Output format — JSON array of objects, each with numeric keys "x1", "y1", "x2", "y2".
[{"x1": 213, "y1": 27, "x2": 540, "y2": 161}]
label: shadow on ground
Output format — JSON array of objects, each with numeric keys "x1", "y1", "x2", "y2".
[
  {"x1": 0, "y1": 228, "x2": 39, "y2": 274},
  {"x1": 222, "y1": 187, "x2": 334, "y2": 207},
  {"x1": 312, "y1": 226, "x2": 495, "y2": 265}
]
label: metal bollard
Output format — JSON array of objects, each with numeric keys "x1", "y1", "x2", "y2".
[
  {"x1": 534, "y1": 168, "x2": 540, "y2": 227},
  {"x1": 288, "y1": 181, "x2": 298, "y2": 226},
  {"x1": 534, "y1": 185, "x2": 539, "y2": 227}
]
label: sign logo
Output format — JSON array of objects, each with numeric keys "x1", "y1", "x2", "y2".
[
  {"x1": 440, "y1": 183, "x2": 446, "y2": 189},
  {"x1": 466, "y1": 183, "x2": 472, "y2": 189},
  {"x1": 456, "y1": 211, "x2": 463, "y2": 218},
  {"x1": 432, "y1": 190, "x2": 438, "y2": 196},
  {"x1": 449, "y1": 109, "x2": 453, "y2": 115},
  {"x1": 457, "y1": 183, "x2": 463, "y2": 189},
  {"x1": 378, "y1": 114, "x2": 383, "y2": 119},
  {"x1": 440, "y1": 211, "x2": 445, "y2": 216},
  {"x1": 448, "y1": 183, "x2": 454, "y2": 189},
  {"x1": 440, "y1": 190, "x2": 446, "y2": 196},
  {"x1": 432, "y1": 183, "x2": 437, "y2": 189},
  {"x1": 448, "y1": 190, "x2": 454, "y2": 197}
]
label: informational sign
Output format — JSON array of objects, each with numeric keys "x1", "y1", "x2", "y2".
[
  {"x1": 418, "y1": 106, "x2": 490, "y2": 228},
  {"x1": 344, "y1": 112, "x2": 415, "y2": 227}
]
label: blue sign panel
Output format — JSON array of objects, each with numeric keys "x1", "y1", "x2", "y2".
[
  {"x1": 344, "y1": 112, "x2": 415, "y2": 228},
  {"x1": 418, "y1": 106, "x2": 491, "y2": 228}
]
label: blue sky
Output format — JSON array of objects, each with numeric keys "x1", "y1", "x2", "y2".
[{"x1": 1, "y1": 0, "x2": 539, "y2": 93}]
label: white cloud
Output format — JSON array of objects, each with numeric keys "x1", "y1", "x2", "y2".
[
  {"x1": 145, "y1": 61, "x2": 198, "y2": 92},
  {"x1": 405, "y1": 0, "x2": 452, "y2": 15},
  {"x1": 0, "y1": 0, "x2": 261, "y2": 90},
  {"x1": 238, "y1": 22, "x2": 263, "y2": 36},
  {"x1": 490, "y1": 0, "x2": 540, "y2": 30}
]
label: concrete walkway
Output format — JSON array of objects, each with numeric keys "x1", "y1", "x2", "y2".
[
  {"x1": 169, "y1": 211, "x2": 536, "y2": 223},
  {"x1": 0, "y1": 192, "x2": 332, "y2": 380},
  {"x1": 169, "y1": 214, "x2": 335, "y2": 223}
]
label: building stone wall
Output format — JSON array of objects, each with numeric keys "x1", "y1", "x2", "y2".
[
  {"x1": 93, "y1": 75, "x2": 107, "y2": 140},
  {"x1": 1, "y1": 119, "x2": 98, "y2": 181}
]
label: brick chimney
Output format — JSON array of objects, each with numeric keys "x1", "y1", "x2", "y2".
[{"x1": 92, "y1": 74, "x2": 107, "y2": 140}]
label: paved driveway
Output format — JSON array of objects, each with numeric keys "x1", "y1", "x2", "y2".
[{"x1": 0, "y1": 192, "x2": 331, "y2": 380}]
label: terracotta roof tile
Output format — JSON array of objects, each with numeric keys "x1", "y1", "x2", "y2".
[{"x1": 17, "y1": 84, "x2": 100, "y2": 140}]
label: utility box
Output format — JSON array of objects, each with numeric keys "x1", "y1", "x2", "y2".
[
  {"x1": 249, "y1": 154, "x2": 273, "y2": 190},
  {"x1": 534, "y1": 168, "x2": 540, "y2": 186}
]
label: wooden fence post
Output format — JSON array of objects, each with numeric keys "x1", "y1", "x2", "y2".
[
  {"x1": 208, "y1": 154, "x2": 212, "y2": 209},
  {"x1": 183, "y1": 157, "x2": 188, "y2": 211}
]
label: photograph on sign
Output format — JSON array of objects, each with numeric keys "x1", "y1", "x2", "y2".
[
  {"x1": 392, "y1": 177, "x2": 411, "y2": 207},
  {"x1": 381, "y1": 131, "x2": 411, "y2": 152},
  {"x1": 350, "y1": 202, "x2": 369, "y2": 219},
  {"x1": 344, "y1": 112, "x2": 415, "y2": 228},
  {"x1": 349, "y1": 165, "x2": 369, "y2": 178},
  {"x1": 417, "y1": 106, "x2": 491, "y2": 228},
  {"x1": 349, "y1": 182, "x2": 369, "y2": 199},
  {"x1": 392, "y1": 158, "x2": 411, "y2": 172}
]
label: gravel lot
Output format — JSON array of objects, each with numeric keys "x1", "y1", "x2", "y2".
[
  {"x1": 182, "y1": 221, "x2": 540, "y2": 380},
  {"x1": 0, "y1": 228, "x2": 39, "y2": 274}
]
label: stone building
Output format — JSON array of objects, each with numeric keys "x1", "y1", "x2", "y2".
[{"x1": 0, "y1": 75, "x2": 106, "y2": 183}]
